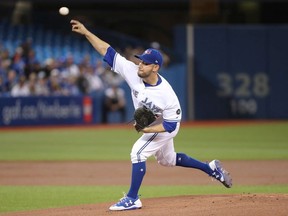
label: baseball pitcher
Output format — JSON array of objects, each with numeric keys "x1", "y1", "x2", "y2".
[{"x1": 71, "y1": 19, "x2": 232, "y2": 211}]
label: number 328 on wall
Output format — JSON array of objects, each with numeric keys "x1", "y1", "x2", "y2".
[{"x1": 217, "y1": 73, "x2": 269, "y2": 98}]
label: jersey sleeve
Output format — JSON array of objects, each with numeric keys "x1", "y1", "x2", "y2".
[
  {"x1": 163, "y1": 105, "x2": 182, "y2": 123},
  {"x1": 103, "y1": 46, "x2": 116, "y2": 67},
  {"x1": 104, "y1": 46, "x2": 143, "y2": 91},
  {"x1": 163, "y1": 121, "x2": 177, "y2": 133},
  {"x1": 161, "y1": 81, "x2": 182, "y2": 123}
]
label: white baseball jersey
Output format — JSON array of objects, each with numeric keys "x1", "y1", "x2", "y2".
[{"x1": 111, "y1": 53, "x2": 182, "y2": 126}]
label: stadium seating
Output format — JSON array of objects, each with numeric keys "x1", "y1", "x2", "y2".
[{"x1": 0, "y1": 20, "x2": 101, "y2": 65}]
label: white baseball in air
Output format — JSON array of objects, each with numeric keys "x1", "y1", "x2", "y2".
[{"x1": 59, "y1": 7, "x2": 69, "y2": 16}]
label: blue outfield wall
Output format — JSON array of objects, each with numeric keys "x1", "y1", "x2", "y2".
[{"x1": 192, "y1": 25, "x2": 288, "y2": 119}]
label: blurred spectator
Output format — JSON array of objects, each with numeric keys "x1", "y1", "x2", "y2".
[
  {"x1": 4, "y1": 69, "x2": 18, "y2": 95},
  {"x1": 43, "y1": 58, "x2": 57, "y2": 78},
  {"x1": 80, "y1": 54, "x2": 92, "y2": 68},
  {"x1": 48, "y1": 69, "x2": 63, "y2": 96},
  {"x1": 11, "y1": 47, "x2": 25, "y2": 75},
  {"x1": 11, "y1": 74, "x2": 30, "y2": 97},
  {"x1": 35, "y1": 71, "x2": 49, "y2": 96},
  {"x1": 102, "y1": 83, "x2": 126, "y2": 123},
  {"x1": 62, "y1": 55, "x2": 80, "y2": 78},
  {"x1": 85, "y1": 65, "x2": 104, "y2": 95},
  {"x1": 76, "y1": 66, "x2": 89, "y2": 95},
  {"x1": 101, "y1": 68, "x2": 124, "y2": 88},
  {"x1": 61, "y1": 73, "x2": 81, "y2": 96},
  {"x1": 94, "y1": 59, "x2": 106, "y2": 76},
  {"x1": 24, "y1": 49, "x2": 41, "y2": 78},
  {"x1": 0, "y1": 48, "x2": 12, "y2": 71},
  {"x1": 12, "y1": 0, "x2": 32, "y2": 25},
  {"x1": 21, "y1": 38, "x2": 33, "y2": 58},
  {"x1": 27, "y1": 72, "x2": 37, "y2": 95}
]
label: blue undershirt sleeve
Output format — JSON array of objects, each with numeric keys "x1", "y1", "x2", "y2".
[
  {"x1": 103, "y1": 46, "x2": 116, "y2": 67},
  {"x1": 162, "y1": 121, "x2": 177, "y2": 133}
]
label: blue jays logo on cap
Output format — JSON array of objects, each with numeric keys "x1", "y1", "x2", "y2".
[
  {"x1": 144, "y1": 49, "x2": 152, "y2": 54},
  {"x1": 135, "y1": 48, "x2": 163, "y2": 67}
]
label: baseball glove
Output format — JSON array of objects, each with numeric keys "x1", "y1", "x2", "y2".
[{"x1": 134, "y1": 106, "x2": 156, "y2": 132}]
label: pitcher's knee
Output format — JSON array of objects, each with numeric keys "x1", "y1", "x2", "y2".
[
  {"x1": 156, "y1": 153, "x2": 176, "y2": 167},
  {"x1": 157, "y1": 159, "x2": 175, "y2": 167},
  {"x1": 131, "y1": 152, "x2": 147, "y2": 163}
]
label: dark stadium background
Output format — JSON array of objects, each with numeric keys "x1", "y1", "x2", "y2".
[
  {"x1": 0, "y1": 0, "x2": 288, "y2": 126},
  {"x1": 1, "y1": 0, "x2": 288, "y2": 48}
]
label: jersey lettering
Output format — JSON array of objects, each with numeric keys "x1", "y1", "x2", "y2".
[
  {"x1": 141, "y1": 97, "x2": 162, "y2": 113},
  {"x1": 132, "y1": 89, "x2": 139, "y2": 98}
]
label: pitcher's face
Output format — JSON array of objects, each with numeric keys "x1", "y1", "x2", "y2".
[{"x1": 137, "y1": 61, "x2": 158, "y2": 78}]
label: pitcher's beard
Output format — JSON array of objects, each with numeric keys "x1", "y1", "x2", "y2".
[{"x1": 137, "y1": 71, "x2": 150, "y2": 78}]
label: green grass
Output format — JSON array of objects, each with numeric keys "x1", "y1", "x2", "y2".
[
  {"x1": 0, "y1": 122, "x2": 287, "y2": 161},
  {"x1": 0, "y1": 129, "x2": 137, "y2": 161},
  {"x1": 0, "y1": 185, "x2": 287, "y2": 213},
  {"x1": 0, "y1": 122, "x2": 287, "y2": 213},
  {"x1": 176, "y1": 123, "x2": 288, "y2": 160}
]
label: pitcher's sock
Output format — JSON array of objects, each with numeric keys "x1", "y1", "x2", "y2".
[
  {"x1": 176, "y1": 153, "x2": 212, "y2": 175},
  {"x1": 127, "y1": 161, "x2": 146, "y2": 199}
]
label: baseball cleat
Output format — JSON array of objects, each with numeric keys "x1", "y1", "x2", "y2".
[
  {"x1": 209, "y1": 160, "x2": 232, "y2": 188},
  {"x1": 109, "y1": 195, "x2": 142, "y2": 211}
]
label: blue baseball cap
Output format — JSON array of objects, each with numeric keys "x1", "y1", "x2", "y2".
[{"x1": 135, "y1": 48, "x2": 163, "y2": 67}]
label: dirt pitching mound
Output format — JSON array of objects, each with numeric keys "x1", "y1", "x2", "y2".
[
  {"x1": 0, "y1": 160, "x2": 287, "y2": 216},
  {"x1": 2, "y1": 194, "x2": 287, "y2": 216}
]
